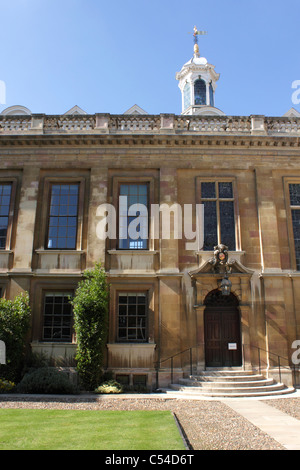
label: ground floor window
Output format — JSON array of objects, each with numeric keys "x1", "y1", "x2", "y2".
[
  {"x1": 43, "y1": 291, "x2": 73, "y2": 341},
  {"x1": 117, "y1": 292, "x2": 148, "y2": 342}
]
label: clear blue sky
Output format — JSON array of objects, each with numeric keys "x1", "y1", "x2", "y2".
[{"x1": 1, "y1": 0, "x2": 300, "y2": 117}]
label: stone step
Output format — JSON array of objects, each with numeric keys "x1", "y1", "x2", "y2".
[
  {"x1": 178, "y1": 377, "x2": 275, "y2": 388},
  {"x1": 188, "y1": 374, "x2": 266, "y2": 383},
  {"x1": 163, "y1": 385, "x2": 295, "y2": 398},
  {"x1": 165, "y1": 368, "x2": 296, "y2": 398},
  {"x1": 170, "y1": 382, "x2": 286, "y2": 394},
  {"x1": 199, "y1": 369, "x2": 259, "y2": 377}
]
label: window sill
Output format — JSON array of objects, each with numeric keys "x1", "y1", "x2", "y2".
[
  {"x1": 35, "y1": 249, "x2": 84, "y2": 254},
  {"x1": 108, "y1": 250, "x2": 158, "y2": 255}
]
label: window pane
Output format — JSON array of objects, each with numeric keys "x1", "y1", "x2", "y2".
[
  {"x1": 201, "y1": 182, "x2": 216, "y2": 199},
  {"x1": 0, "y1": 184, "x2": 12, "y2": 250},
  {"x1": 289, "y1": 184, "x2": 300, "y2": 206},
  {"x1": 183, "y1": 82, "x2": 191, "y2": 111},
  {"x1": 117, "y1": 293, "x2": 147, "y2": 342},
  {"x1": 218, "y1": 182, "x2": 233, "y2": 199},
  {"x1": 203, "y1": 200, "x2": 218, "y2": 250},
  {"x1": 194, "y1": 79, "x2": 206, "y2": 105},
  {"x1": 201, "y1": 181, "x2": 236, "y2": 251},
  {"x1": 43, "y1": 292, "x2": 73, "y2": 342},
  {"x1": 47, "y1": 184, "x2": 79, "y2": 249},
  {"x1": 292, "y1": 209, "x2": 300, "y2": 270},
  {"x1": 209, "y1": 83, "x2": 214, "y2": 107},
  {"x1": 118, "y1": 184, "x2": 148, "y2": 250},
  {"x1": 220, "y1": 201, "x2": 236, "y2": 250}
]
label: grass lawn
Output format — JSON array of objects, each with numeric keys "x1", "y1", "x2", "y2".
[{"x1": 0, "y1": 409, "x2": 186, "y2": 450}]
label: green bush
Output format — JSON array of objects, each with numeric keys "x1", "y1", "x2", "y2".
[
  {"x1": 94, "y1": 380, "x2": 123, "y2": 394},
  {"x1": 0, "y1": 378, "x2": 15, "y2": 393},
  {"x1": 16, "y1": 367, "x2": 78, "y2": 395},
  {"x1": 71, "y1": 263, "x2": 109, "y2": 390},
  {"x1": 0, "y1": 292, "x2": 31, "y2": 382}
]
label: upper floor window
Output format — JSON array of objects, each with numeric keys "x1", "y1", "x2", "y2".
[
  {"x1": 47, "y1": 184, "x2": 79, "y2": 249},
  {"x1": 0, "y1": 184, "x2": 12, "y2": 249},
  {"x1": 194, "y1": 79, "x2": 206, "y2": 105},
  {"x1": 118, "y1": 183, "x2": 148, "y2": 250},
  {"x1": 289, "y1": 183, "x2": 300, "y2": 270},
  {"x1": 201, "y1": 181, "x2": 236, "y2": 251}
]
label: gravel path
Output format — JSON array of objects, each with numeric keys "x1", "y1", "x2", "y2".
[{"x1": 0, "y1": 395, "x2": 290, "y2": 450}]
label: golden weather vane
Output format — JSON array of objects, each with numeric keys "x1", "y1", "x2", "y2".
[{"x1": 189, "y1": 26, "x2": 207, "y2": 55}]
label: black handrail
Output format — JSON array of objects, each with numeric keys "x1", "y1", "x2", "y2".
[
  {"x1": 155, "y1": 345, "x2": 200, "y2": 389},
  {"x1": 155, "y1": 343, "x2": 298, "y2": 389},
  {"x1": 242, "y1": 344, "x2": 297, "y2": 385}
]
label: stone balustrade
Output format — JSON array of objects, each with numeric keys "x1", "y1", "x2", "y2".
[{"x1": 0, "y1": 113, "x2": 300, "y2": 137}]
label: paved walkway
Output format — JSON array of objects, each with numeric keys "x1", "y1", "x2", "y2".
[{"x1": 221, "y1": 395, "x2": 300, "y2": 450}]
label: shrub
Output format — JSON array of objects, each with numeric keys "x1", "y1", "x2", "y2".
[
  {"x1": 94, "y1": 380, "x2": 123, "y2": 394},
  {"x1": 71, "y1": 263, "x2": 109, "y2": 390},
  {"x1": 16, "y1": 367, "x2": 78, "y2": 395},
  {"x1": 0, "y1": 378, "x2": 15, "y2": 393},
  {"x1": 0, "y1": 292, "x2": 31, "y2": 382}
]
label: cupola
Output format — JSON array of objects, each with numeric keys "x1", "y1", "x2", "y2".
[{"x1": 176, "y1": 27, "x2": 225, "y2": 116}]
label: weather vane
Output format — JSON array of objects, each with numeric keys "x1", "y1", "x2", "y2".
[
  {"x1": 189, "y1": 26, "x2": 207, "y2": 56},
  {"x1": 191, "y1": 26, "x2": 207, "y2": 45}
]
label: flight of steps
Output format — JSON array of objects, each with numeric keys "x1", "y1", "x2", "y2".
[{"x1": 165, "y1": 369, "x2": 295, "y2": 397}]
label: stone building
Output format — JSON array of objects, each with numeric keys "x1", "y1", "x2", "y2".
[{"x1": 0, "y1": 36, "x2": 300, "y2": 391}]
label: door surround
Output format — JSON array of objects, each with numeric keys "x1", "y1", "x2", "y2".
[{"x1": 204, "y1": 289, "x2": 242, "y2": 367}]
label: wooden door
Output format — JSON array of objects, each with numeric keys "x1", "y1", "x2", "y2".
[{"x1": 204, "y1": 291, "x2": 242, "y2": 367}]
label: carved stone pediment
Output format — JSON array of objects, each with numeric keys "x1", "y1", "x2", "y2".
[{"x1": 189, "y1": 245, "x2": 254, "y2": 278}]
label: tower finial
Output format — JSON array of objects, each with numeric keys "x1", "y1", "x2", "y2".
[{"x1": 192, "y1": 26, "x2": 207, "y2": 57}]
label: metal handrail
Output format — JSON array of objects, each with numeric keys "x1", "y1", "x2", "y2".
[
  {"x1": 155, "y1": 343, "x2": 298, "y2": 389},
  {"x1": 242, "y1": 344, "x2": 297, "y2": 384},
  {"x1": 155, "y1": 344, "x2": 201, "y2": 389}
]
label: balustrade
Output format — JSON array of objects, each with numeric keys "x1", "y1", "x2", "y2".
[{"x1": 0, "y1": 113, "x2": 299, "y2": 137}]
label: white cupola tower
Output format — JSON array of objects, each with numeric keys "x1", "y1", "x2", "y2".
[{"x1": 176, "y1": 27, "x2": 224, "y2": 115}]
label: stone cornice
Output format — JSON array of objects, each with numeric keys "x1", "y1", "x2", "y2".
[{"x1": 0, "y1": 132, "x2": 299, "y2": 149}]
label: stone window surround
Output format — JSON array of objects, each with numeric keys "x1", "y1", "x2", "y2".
[
  {"x1": 196, "y1": 175, "x2": 241, "y2": 252},
  {"x1": 30, "y1": 280, "x2": 77, "y2": 344},
  {"x1": 0, "y1": 175, "x2": 19, "y2": 251},
  {"x1": 284, "y1": 177, "x2": 300, "y2": 271},
  {"x1": 35, "y1": 173, "x2": 87, "y2": 252},
  {"x1": 108, "y1": 280, "x2": 155, "y2": 345},
  {"x1": 109, "y1": 171, "x2": 158, "y2": 252}
]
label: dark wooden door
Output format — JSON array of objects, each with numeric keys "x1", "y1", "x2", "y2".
[{"x1": 204, "y1": 291, "x2": 242, "y2": 367}]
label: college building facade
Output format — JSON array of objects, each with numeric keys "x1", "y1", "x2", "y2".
[{"x1": 1, "y1": 41, "x2": 300, "y2": 390}]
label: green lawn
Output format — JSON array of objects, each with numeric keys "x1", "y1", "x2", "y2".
[{"x1": 0, "y1": 409, "x2": 186, "y2": 450}]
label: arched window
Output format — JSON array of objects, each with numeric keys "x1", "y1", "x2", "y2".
[
  {"x1": 183, "y1": 82, "x2": 191, "y2": 111},
  {"x1": 194, "y1": 79, "x2": 206, "y2": 105},
  {"x1": 209, "y1": 83, "x2": 214, "y2": 107}
]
